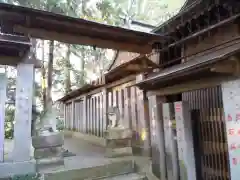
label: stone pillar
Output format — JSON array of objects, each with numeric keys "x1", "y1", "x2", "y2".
[
  {"x1": 12, "y1": 63, "x2": 34, "y2": 162},
  {"x1": 222, "y1": 79, "x2": 240, "y2": 180},
  {"x1": 0, "y1": 73, "x2": 7, "y2": 162},
  {"x1": 148, "y1": 95, "x2": 166, "y2": 180},
  {"x1": 162, "y1": 103, "x2": 179, "y2": 180},
  {"x1": 174, "y1": 101, "x2": 196, "y2": 180},
  {"x1": 136, "y1": 88, "x2": 151, "y2": 156}
]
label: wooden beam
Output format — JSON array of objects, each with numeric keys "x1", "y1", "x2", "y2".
[
  {"x1": 146, "y1": 75, "x2": 235, "y2": 97},
  {"x1": 0, "y1": 56, "x2": 42, "y2": 68},
  {"x1": 14, "y1": 26, "x2": 152, "y2": 53}
]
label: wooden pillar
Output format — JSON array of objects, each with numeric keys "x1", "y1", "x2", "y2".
[
  {"x1": 67, "y1": 104, "x2": 70, "y2": 130},
  {"x1": 108, "y1": 91, "x2": 112, "y2": 107},
  {"x1": 118, "y1": 89, "x2": 124, "y2": 126},
  {"x1": 96, "y1": 95, "x2": 100, "y2": 137},
  {"x1": 136, "y1": 88, "x2": 151, "y2": 156},
  {"x1": 102, "y1": 89, "x2": 108, "y2": 133},
  {"x1": 0, "y1": 73, "x2": 7, "y2": 162},
  {"x1": 123, "y1": 87, "x2": 131, "y2": 128},
  {"x1": 78, "y1": 102, "x2": 81, "y2": 132},
  {"x1": 74, "y1": 102, "x2": 77, "y2": 131},
  {"x1": 70, "y1": 101, "x2": 73, "y2": 130},
  {"x1": 148, "y1": 95, "x2": 167, "y2": 180},
  {"x1": 77, "y1": 102, "x2": 80, "y2": 132},
  {"x1": 12, "y1": 63, "x2": 34, "y2": 162},
  {"x1": 89, "y1": 97, "x2": 92, "y2": 134},
  {"x1": 93, "y1": 96, "x2": 96, "y2": 136},
  {"x1": 113, "y1": 90, "x2": 117, "y2": 107},
  {"x1": 130, "y1": 87, "x2": 137, "y2": 140},
  {"x1": 63, "y1": 104, "x2": 66, "y2": 129},
  {"x1": 83, "y1": 96, "x2": 87, "y2": 134},
  {"x1": 87, "y1": 97, "x2": 90, "y2": 134},
  {"x1": 99, "y1": 93, "x2": 103, "y2": 137}
]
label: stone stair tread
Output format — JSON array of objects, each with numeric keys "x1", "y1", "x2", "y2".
[{"x1": 100, "y1": 173, "x2": 146, "y2": 180}]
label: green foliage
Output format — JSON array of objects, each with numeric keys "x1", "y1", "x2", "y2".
[
  {"x1": 56, "y1": 118, "x2": 64, "y2": 131},
  {"x1": 11, "y1": 173, "x2": 41, "y2": 180},
  {"x1": 5, "y1": 106, "x2": 14, "y2": 139}
]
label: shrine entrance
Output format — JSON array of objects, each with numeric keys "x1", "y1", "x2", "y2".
[
  {"x1": 149, "y1": 87, "x2": 230, "y2": 180},
  {"x1": 182, "y1": 86, "x2": 230, "y2": 180}
]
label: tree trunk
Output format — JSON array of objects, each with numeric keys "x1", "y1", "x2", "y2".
[
  {"x1": 41, "y1": 40, "x2": 47, "y2": 111},
  {"x1": 64, "y1": 44, "x2": 71, "y2": 94},
  {"x1": 47, "y1": 40, "x2": 54, "y2": 107},
  {"x1": 79, "y1": 47, "x2": 85, "y2": 86}
]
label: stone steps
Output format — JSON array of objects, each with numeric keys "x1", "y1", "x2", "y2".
[
  {"x1": 43, "y1": 160, "x2": 136, "y2": 180},
  {"x1": 98, "y1": 173, "x2": 147, "y2": 180}
]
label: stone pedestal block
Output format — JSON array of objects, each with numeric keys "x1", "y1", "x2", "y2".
[
  {"x1": 32, "y1": 131, "x2": 64, "y2": 171},
  {"x1": 104, "y1": 128, "x2": 132, "y2": 158}
]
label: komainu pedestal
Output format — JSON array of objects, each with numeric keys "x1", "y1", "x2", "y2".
[
  {"x1": 104, "y1": 107, "x2": 132, "y2": 158},
  {"x1": 32, "y1": 106, "x2": 64, "y2": 170}
]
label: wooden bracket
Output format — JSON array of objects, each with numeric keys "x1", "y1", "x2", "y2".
[{"x1": 210, "y1": 56, "x2": 240, "y2": 75}]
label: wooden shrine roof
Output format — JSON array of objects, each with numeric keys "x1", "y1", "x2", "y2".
[
  {"x1": 108, "y1": 51, "x2": 140, "y2": 71},
  {"x1": 105, "y1": 54, "x2": 159, "y2": 83},
  {"x1": 58, "y1": 54, "x2": 159, "y2": 102},
  {"x1": 58, "y1": 84, "x2": 103, "y2": 102},
  {"x1": 0, "y1": 3, "x2": 165, "y2": 53},
  {"x1": 152, "y1": 0, "x2": 202, "y2": 33},
  {"x1": 136, "y1": 39, "x2": 240, "y2": 89}
]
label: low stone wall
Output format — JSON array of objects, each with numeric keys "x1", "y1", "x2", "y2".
[{"x1": 63, "y1": 130, "x2": 105, "y2": 147}]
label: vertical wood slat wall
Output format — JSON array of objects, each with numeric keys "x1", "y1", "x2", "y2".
[
  {"x1": 182, "y1": 86, "x2": 230, "y2": 180},
  {"x1": 109, "y1": 86, "x2": 141, "y2": 145},
  {"x1": 65, "y1": 102, "x2": 72, "y2": 130},
  {"x1": 86, "y1": 93, "x2": 105, "y2": 137},
  {"x1": 64, "y1": 85, "x2": 143, "y2": 147}
]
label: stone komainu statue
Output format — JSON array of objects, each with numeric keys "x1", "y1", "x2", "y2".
[
  {"x1": 104, "y1": 106, "x2": 133, "y2": 157},
  {"x1": 107, "y1": 106, "x2": 120, "y2": 128}
]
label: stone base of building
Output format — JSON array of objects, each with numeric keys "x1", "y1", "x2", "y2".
[
  {"x1": 0, "y1": 159, "x2": 36, "y2": 178},
  {"x1": 105, "y1": 147, "x2": 132, "y2": 158},
  {"x1": 132, "y1": 146, "x2": 151, "y2": 157}
]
